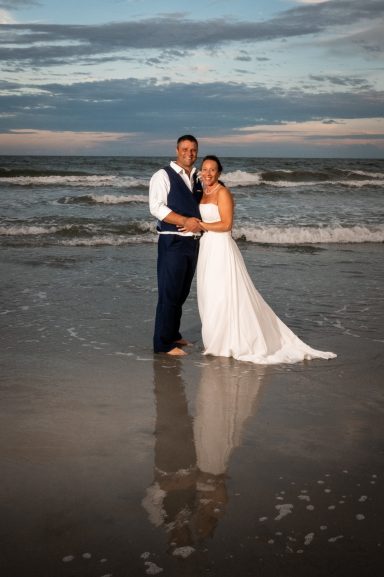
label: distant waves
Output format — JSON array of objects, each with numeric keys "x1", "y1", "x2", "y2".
[
  {"x1": 1, "y1": 155, "x2": 383, "y2": 248},
  {"x1": 233, "y1": 224, "x2": 384, "y2": 245},
  {"x1": 2, "y1": 167, "x2": 383, "y2": 190},
  {"x1": 1, "y1": 220, "x2": 382, "y2": 247},
  {"x1": 0, "y1": 173, "x2": 149, "y2": 189},
  {"x1": 57, "y1": 194, "x2": 148, "y2": 205}
]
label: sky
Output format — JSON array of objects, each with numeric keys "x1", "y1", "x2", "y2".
[{"x1": 0, "y1": 0, "x2": 383, "y2": 157}]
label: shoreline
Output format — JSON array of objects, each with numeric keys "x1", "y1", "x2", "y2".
[{"x1": 1, "y1": 242, "x2": 383, "y2": 576}]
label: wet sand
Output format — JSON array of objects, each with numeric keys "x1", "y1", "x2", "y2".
[{"x1": 1, "y1": 243, "x2": 383, "y2": 577}]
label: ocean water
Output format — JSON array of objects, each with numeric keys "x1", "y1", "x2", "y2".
[
  {"x1": 1, "y1": 158, "x2": 384, "y2": 577},
  {"x1": 1, "y1": 155, "x2": 383, "y2": 355},
  {"x1": 0, "y1": 155, "x2": 383, "y2": 247}
]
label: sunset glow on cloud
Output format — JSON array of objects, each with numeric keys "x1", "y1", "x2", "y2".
[
  {"x1": 0, "y1": 130, "x2": 139, "y2": 155},
  {"x1": 0, "y1": 0, "x2": 383, "y2": 156}
]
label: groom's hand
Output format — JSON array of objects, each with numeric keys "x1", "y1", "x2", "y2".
[{"x1": 180, "y1": 217, "x2": 202, "y2": 233}]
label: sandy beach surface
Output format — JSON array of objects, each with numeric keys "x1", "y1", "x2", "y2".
[{"x1": 1, "y1": 242, "x2": 383, "y2": 577}]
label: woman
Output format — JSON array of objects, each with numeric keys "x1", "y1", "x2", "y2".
[{"x1": 188, "y1": 155, "x2": 336, "y2": 364}]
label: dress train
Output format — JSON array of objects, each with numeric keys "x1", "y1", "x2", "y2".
[{"x1": 196, "y1": 204, "x2": 336, "y2": 365}]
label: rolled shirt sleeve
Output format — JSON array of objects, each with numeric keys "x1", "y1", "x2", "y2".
[{"x1": 149, "y1": 168, "x2": 172, "y2": 222}]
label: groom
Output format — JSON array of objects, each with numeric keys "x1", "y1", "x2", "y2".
[{"x1": 149, "y1": 135, "x2": 203, "y2": 355}]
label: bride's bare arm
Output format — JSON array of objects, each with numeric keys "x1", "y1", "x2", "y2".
[{"x1": 200, "y1": 187, "x2": 234, "y2": 232}]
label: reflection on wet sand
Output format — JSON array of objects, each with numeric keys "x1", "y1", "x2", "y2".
[
  {"x1": 142, "y1": 357, "x2": 197, "y2": 554},
  {"x1": 143, "y1": 357, "x2": 266, "y2": 556}
]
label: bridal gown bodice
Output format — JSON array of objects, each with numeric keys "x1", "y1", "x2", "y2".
[
  {"x1": 196, "y1": 203, "x2": 336, "y2": 364},
  {"x1": 199, "y1": 203, "x2": 225, "y2": 224}
]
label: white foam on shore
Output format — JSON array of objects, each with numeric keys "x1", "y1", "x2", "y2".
[
  {"x1": 298, "y1": 494, "x2": 310, "y2": 501},
  {"x1": 172, "y1": 546, "x2": 195, "y2": 558},
  {"x1": 144, "y1": 561, "x2": 163, "y2": 575},
  {"x1": 304, "y1": 532, "x2": 315, "y2": 546},
  {"x1": 329, "y1": 535, "x2": 344, "y2": 543},
  {"x1": 67, "y1": 327, "x2": 86, "y2": 341},
  {"x1": 274, "y1": 503, "x2": 293, "y2": 520},
  {"x1": 142, "y1": 483, "x2": 166, "y2": 527},
  {"x1": 62, "y1": 555, "x2": 74, "y2": 563}
]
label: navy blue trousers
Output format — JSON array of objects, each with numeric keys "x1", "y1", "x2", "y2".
[{"x1": 153, "y1": 234, "x2": 199, "y2": 353}]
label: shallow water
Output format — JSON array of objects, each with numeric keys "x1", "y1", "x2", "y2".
[
  {"x1": 1, "y1": 240, "x2": 383, "y2": 576},
  {"x1": 1, "y1": 154, "x2": 383, "y2": 575}
]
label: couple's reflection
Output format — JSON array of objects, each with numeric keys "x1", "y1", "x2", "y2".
[{"x1": 142, "y1": 357, "x2": 266, "y2": 553}]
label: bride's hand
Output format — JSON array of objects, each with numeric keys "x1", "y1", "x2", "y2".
[{"x1": 177, "y1": 218, "x2": 205, "y2": 233}]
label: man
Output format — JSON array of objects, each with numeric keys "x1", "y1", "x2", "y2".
[{"x1": 149, "y1": 135, "x2": 203, "y2": 355}]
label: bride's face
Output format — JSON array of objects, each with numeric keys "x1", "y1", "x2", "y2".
[{"x1": 200, "y1": 160, "x2": 220, "y2": 188}]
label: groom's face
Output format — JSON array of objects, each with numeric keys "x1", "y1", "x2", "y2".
[{"x1": 176, "y1": 140, "x2": 198, "y2": 172}]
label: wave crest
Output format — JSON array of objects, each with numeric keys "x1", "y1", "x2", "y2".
[
  {"x1": 58, "y1": 194, "x2": 148, "y2": 205},
  {"x1": 221, "y1": 167, "x2": 384, "y2": 189},
  {"x1": 0, "y1": 174, "x2": 149, "y2": 188},
  {"x1": 233, "y1": 225, "x2": 384, "y2": 244}
]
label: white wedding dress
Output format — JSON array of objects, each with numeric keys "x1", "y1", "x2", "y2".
[{"x1": 196, "y1": 204, "x2": 336, "y2": 364}]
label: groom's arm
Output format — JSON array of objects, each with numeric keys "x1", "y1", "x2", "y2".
[
  {"x1": 149, "y1": 169, "x2": 172, "y2": 221},
  {"x1": 149, "y1": 169, "x2": 202, "y2": 232}
]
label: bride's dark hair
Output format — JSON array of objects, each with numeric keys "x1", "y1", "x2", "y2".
[
  {"x1": 201, "y1": 155, "x2": 225, "y2": 186},
  {"x1": 201, "y1": 154, "x2": 223, "y2": 173}
]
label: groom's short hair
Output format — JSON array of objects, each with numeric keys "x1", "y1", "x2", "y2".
[{"x1": 177, "y1": 134, "x2": 198, "y2": 147}]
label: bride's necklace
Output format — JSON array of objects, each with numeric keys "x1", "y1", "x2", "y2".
[{"x1": 204, "y1": 183, "x2": 220, "y2": 196}]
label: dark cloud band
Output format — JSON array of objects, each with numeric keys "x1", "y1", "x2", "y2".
[{"x1": 0, "y1": 0, "x2": 383, "y2": 65}]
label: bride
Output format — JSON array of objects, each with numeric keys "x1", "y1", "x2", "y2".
[{"x1": 191, "y1": 155, "x2": 336, "y2": 365}]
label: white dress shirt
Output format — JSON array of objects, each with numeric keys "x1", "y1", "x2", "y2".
[{"x1": 149, "y1": 161, "x2": 199, "y2": 236}]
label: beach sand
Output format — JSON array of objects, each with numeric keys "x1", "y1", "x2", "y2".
[{"x1": 0, "y1": 242, "x2": 383, "y2": 577}]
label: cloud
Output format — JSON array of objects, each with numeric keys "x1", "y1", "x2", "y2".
[
  {"x1": 199, "y1": 117, "x2": 384, "y2": 156},
  {"x1": 235, "y1": 51, "x2": 252, "y2": 62},
  {"x1": 0, "y1": 1, "x2": 383, "y2": 66},
  {"x1": 0, "y1": 128, "x2": 138, "y2": 154},
  {"x1": 0, "y1": 0, "x2": 39, "y2": 9},
  {"x1": 294, "y1": 1, "x2": 328, "y2": 4},
  {"x1": 0, "y1": 8, "x2": 14, "y2": 23},
  {"x1": 0, "y1": 1, "x2": 381, "y2": 157},
  {"x1": 323, "y1": 23, "x2": 384, "y2": 58},
  {"x1": 0, "y1": 77, "x2": 382, "y2": 137},
  {"x1": 309, "y1": 74, "x2": 372, "y2": 89},
  {"x1": 1, "y1": 118, "x2": 382, "y2": 157}
]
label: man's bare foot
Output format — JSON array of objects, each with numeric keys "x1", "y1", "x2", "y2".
[
  {"x1": 175, "y1": 338, "x2": 193, "y2": 346},
  {"x1": 166, "y1": 347, "x2": 188, "y2": 356}
]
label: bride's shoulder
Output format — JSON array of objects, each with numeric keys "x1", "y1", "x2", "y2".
[{"x1": 218, "y1": 184, "x2": 233, "y2": 201}]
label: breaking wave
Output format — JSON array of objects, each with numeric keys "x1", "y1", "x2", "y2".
[
  {"x1": 58, "y1": 194, "x2": 148, "y2": 204},
  {"x1": 0, "y1": 174, "x2": 148, "y2": 188},
  {"x1": 223, "y1": 168, "x2": 384, "y2": 189},
  {"x1": 233, "y1": 224, "x2": 384, "y2": 244},
  {"x1": 1, "y1": 221, "x2": 382, "y2": 247}
]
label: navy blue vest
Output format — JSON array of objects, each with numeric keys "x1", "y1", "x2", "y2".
[{"x1": 157, "y1": 165, "x2": 203, "y2": 233}]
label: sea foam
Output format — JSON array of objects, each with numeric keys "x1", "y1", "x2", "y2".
[{"x1": 233, "y1": 224, "x2": 384, "y2": 244}]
